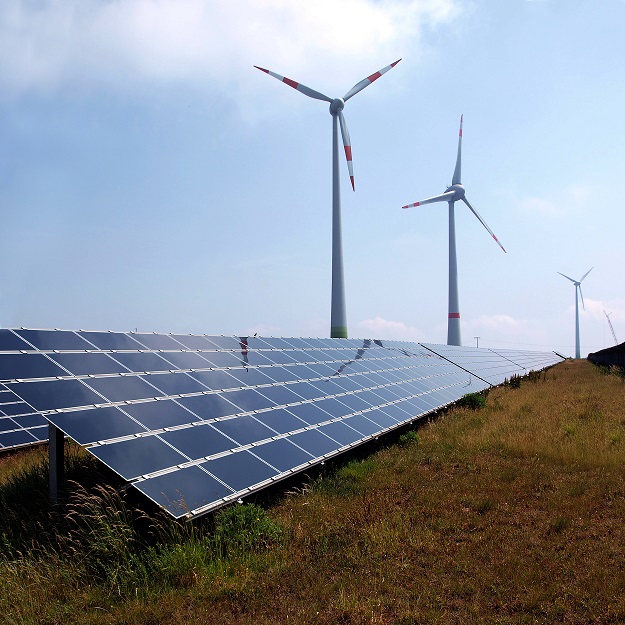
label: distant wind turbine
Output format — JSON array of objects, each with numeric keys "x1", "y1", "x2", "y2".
[
  {"x1": 402, "y1": 116, "x2": 506, "y2": 346},
  {"x1": 558, "y1": 267, "x2": 593, "y2": 358},
  {"x1": 255, "y1": 60, "x2": 401, "y2": 338}
]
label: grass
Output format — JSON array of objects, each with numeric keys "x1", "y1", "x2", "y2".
[{"x1": 2, "y1": 360, "x2": 625, "y2": 624}]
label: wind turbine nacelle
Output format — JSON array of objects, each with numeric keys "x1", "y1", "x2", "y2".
[
  {"x1": 445, "y1": 183, "x2": 465, "y2": 201},
  {"x1": 330, "y1": 98, "x2": 345, "y2": 115}
]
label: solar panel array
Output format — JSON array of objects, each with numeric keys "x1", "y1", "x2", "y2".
[{"x1": 0, "y1": 329, "x2": 563, "y2": 519}]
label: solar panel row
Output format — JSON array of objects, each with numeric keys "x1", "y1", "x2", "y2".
[{"x1": 0, "y1": 329, "x2": 563, "y2": 518}]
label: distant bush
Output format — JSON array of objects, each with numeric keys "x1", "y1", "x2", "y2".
[{"x1": 457, "y1": 393, "x2": 487, "y2": 410}]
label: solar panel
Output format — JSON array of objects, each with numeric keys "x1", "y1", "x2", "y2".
[{"x1": 0, "y1": 329, "x2": 563, "y2": 518}]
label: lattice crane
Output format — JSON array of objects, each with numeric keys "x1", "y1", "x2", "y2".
[{"x1": 603, "y1": 310, "x2": 618, "y2": 346}]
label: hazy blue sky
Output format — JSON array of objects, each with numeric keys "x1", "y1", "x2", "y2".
[{"x1": 1, "y1": 0, "x2": 623, "y2": 357}]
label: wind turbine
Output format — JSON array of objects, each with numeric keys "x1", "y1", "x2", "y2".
[
  {"x1": 255, "y1": 60, "x2": 401, "y2": 338},
  {"x1": 402, "y1": 116, "x2": 506, "y2": 346},
  {"x1": 558, "y1": 267, "x2": 593, "y2": 358}
]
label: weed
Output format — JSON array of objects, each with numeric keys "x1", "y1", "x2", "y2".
[
  {"x1": 474, "y1": 499, "x2": 495, "y2": 514},
  {"x1": 548, "y1": 517, "x2": 570, "y2": 534},
  {"x1": 312, "y1": 459, "x2": 376, "y2": 496},
  {"x1": 398, "y1": 430, "x2": 421, "y2": 446},
  {"x1": 608, "y1": 432, "x2": 622, "y2": 447},
  {"x1": 457, "y1": 392, "x2": 487, "y2": 410},
  {"x1": 213, "y1": 503, "x2": 282, "y2": 556},
  {"x1": 563, "y1": 423, "x2": 576, "y2": 438},
  {"x1": 506, "y1": 374, "x2": 522, "y2": 388}
]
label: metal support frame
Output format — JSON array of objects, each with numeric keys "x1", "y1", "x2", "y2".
[{"x1": 48, "y1": 423, "x2": 65, "y2": 504}]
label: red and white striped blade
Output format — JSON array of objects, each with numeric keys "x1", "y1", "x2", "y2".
[
  {"x1": 254, "y1": 66, "x2": 332, "y2": 103},
  {"x1": 402, "y1": 191, "x2": 455, "y2": 209},
  {"x1": 452, "y1": 114, "x2": 463, "y2": 186},
  {"x1": 461, "y1": 197, "x2": 506, "y2": 253},
  {"x1": 338, "y1": 112, "x2": 355, "y2": 191},
  {"x1": 343, "y1": 59, "x2": 402, "y2": 101},
  {"x1": 579, "y1": 284, "x2": 586, "y2": 310}
]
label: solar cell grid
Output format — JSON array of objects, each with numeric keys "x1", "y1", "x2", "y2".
[{"x1": 0, "y1": 329, "x2": 563, "y2": 512}]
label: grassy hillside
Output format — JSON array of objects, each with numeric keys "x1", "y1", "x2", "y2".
[{"x1": 2, "y1": 360, "x2": 625, "y2": 624}]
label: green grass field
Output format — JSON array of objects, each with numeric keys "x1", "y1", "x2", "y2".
[{"x1": 2, "y1": 360, "x2": 624, "y2": 624}]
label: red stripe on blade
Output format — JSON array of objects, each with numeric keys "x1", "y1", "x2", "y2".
[
  {"x1": 449, "y1": 313, "x2": 461, "y2": 319},
  {"x1": 350, "y1": 176, "x2": 355, "y2": 191},
  {"x1": 283, "y1": 77, "x2": 299, "y2": 89},
  {"x1": 254, "y1": 66, "x2": 269, "y2": 73},
  {"x1": 344, "y1": 146, "x2": 352, "y2": 160},
  {"x1": 367, "y1": 71, "x2": 382, "y2": 82}
]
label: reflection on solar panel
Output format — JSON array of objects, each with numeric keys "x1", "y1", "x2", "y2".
[{"x1": 0, "y1": 329, "x2": 563, "y2": 519}]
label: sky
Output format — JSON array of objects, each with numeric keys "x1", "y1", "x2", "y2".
[{"x1": 1, "y1": 0, "x2": 624, "y2": 358}]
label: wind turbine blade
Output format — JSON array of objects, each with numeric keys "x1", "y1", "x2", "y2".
[
  {"x1": 254, "y1": 66, "x2": 332, "y2": 102},
  {"x1": 402, "y1": 191, "x2": 455, "y2": 209},
  {"x1": 580, "y1": 266, "x2": 593, "y2": 282},
  {"x1": 343, "y1": 59, "x2": 401, "y2": 101},
  {"x1": 452, "y1": 114, "x2": 463, "y2": 185},
  {"x1": 338, "y1": 112, "x2": 355, "y2": 191},
  {"x1": 557, "y1": 272, "x2": 577, "y2": 283},
  {"x1": 579, "y1": 284, "x2": 586, "y2": 310},
  {"x1": 461, "y1": 197, "x2": 506, "y2": 252}
]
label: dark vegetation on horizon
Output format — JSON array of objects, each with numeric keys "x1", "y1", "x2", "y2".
[{"x1": 1, "y1": 360, "x2": 624, "y2": 624}]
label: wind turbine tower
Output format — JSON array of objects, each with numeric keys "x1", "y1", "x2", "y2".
[
  {"x1": 402, "y1": 116, "x2": 506, "y2": 346},
  {"x1": 558, "y1": 267, "x2": 593, "y2": 358},
  {"x1": 255, "y1": 60, "x2": 401, "y2": 338}
]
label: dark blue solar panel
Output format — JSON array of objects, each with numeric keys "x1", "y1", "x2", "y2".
[
  {"x1": 141, "y1": 372, "x2": 207, "y2": 396},
  {"x1": 288, "y1": 429, "x2": 339, "y2": 457},
  {"x1": 124, "y1": 400, "x2": 200, "y2": 429},
  {"x1": 112, "y1": 352, "x2": 173, "y2": 372},
  {"x1": 176, "y1": 394, "x2": 240, "y2": 420},
  {"x1": 160, "y1": 424, "x2": 234, "y2": 460},
  {"x1": 86, "y1": 375, "x2": 163, "y2": 403},
  {"x1": 78, "y1": 332, "x2": 143, "y2": 351},
  {"x1": 0, "y1": 330, "x2": 31, "y2": 351},
  {"x1": 0, "y1": 354, "x2": 66, "y2": 381},
  {"x1": 251, "y1": 438, "x2": 313, "y2": 472},
  {"x1": 211, "y1": 416, "x2": 276, "y2": 446},
  {"x1": 1, "y1": 401, "x2": 35, "y2": 416},
  {"x1": 135, "y1": 466, "x2": 233, "y2": 518},
  {"x1": 0, "y1": 328, "x2": 563, "y2": 519},
  {"x1": 15, "y1": 329, "x2": 92, "y2": 351},
  {"x1": 49, "y1": 352, "x2": 128, "y2": 376},
  {"x1": 202, "y1": 450, "x2": 278, "y2": 491},
  {"x1": 91, "y1": 435, "x2": 187, "y2": 480},
  {"x1": 7, "y1": 379, "x2": 102, "y2": 411},
  {"x1": 156, "y1": 351, "x2": 212, "y2": 370},
  {"x1": 253, "y1": 408, "x2": 308, "y2": 434},
  {"x1": 129, "y1": 333, "x2": 185, "y2": 350},
  {"x1": 53, "y1": 406, "x2": 146, "y2": 445}
]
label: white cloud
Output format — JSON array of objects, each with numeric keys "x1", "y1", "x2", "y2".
[
  {"x1": 0, "y1": 0, "x2": 461, "y2": 98},
  {"x1": 356, "y1": 315, "x2": 426, "y2": 341}
]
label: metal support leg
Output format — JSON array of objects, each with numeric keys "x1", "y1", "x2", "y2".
[{"x1": 49, "y1": 424, "x2": 65, "y2": 504}]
